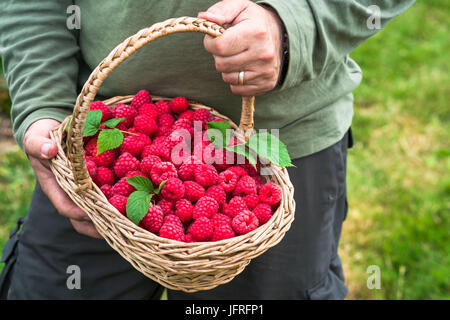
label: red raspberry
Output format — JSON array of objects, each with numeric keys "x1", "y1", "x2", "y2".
[
  {"x1": 161, "y1": 178, "x2": 185, "y2": 201},
  {"x1": 225, "y1": 196, "x2": 248, "y2": 218},
  {"x1": 172, "y1": 118, "x2": 193, "y2": 132},
  {"x1": 170, "y1": 96, "x2": 189, "y2": 114},
  {"x1": 109, "y1": 195, "x2": 128, "y2": 215},
  {"x1": 92, "y1": 149, "x2": 116, "y2": 167},
  {"x1": 193, "y1": 196, "x2": 219, "y2": 220},
  {"x1": 226, "y1": 166, "x2": 247, "y2": 178},
  {"x1": 213, "y1": 148, "x2": 235, "y2": 171},
  {"x1": 178, "y1": 110, "x2": 194, "y2": 123},
  {"x1": 159, "y1": 215, "x2": 185, "y2": 241},
  {"x1": 139, "y1": 205, "x2": 164, "y2": 234},
  {"x1": 100, "y1": 184, "x2": 114, "y2": 199},
  {"x1": 193, "y1": 108, "x2": 213, "y2": 127},
  {"x1": 243, "y1": 194, "x2": 260, "y2": 210},
  {"x1": 124, "y1": 170, "x2": 146, "y2": 178},
  {"x1": 113, "y1": 152, "x2": 140, "y2": 178},
  {"x1": 155, "y1": 100, "x2": 171, "y2": 115},
  {"x1": 112, "y1": 104, "x2": 137, "y2": 127},
  {"x1": 140, "y1": 155, "x2": 162, "y2": 177},
  {"x1": 232, "y1": 210, "x2": 259, "y2": 235},
  {"x1": 120, "y1": 133, "x2": 151, "y2": 157},
  {"x1": 154, "y1": 125, "x2": 172, "y2": 138},
  {"x1": 138, "y1": 103, "x2": 159, "y2": 120},
  {"x1": 134, "y1": 114, "x2": 158, "y2": 136},
  {"x1": 178, "y1": 156, "x2": 200, "y2": 181},
  {"x1": 211, "y1": 213, "x2": 232, "y2": 228},
  {"x1": 84, "y1": 138, "x2": 98, "y2": 157},
  {"x1": 157, "y1": 113, "x2": 175, "y2": 128},
  {"x1": 94, "y1": 167, "x2": 115, "y2": 187},
  {"x1": 259, "y1": 182, "x2": 282, "y2": 206},
  {"x1": 218, "y1": 170, "x2": 238, "y2": 193},
  {"x1": 205, "y1": 185, "x2": 226, "y2": 205},
  {"x1": 150, "y1": 162, "x2": 178, "y2": 185},
  {"x1": 163, "y1": 214, "x2": 184, "y2": 229},
  {"x1": 183, "y1": 181, "x2": 205, "y2": 202},
  {"x1": 157, "y1": 199, "x2": 175, "y2": 216},
  {"x1": 233, "y1": 175, "x2": 257, "y2": 197},
  {"x1": 185, "y1": 233, "x2": 194, "y2": 243},
  {"x1": 142, "y1": 143, "x2": 170, "y2": 162},
  {"x1": 86, "y1": 159, "x2": 97, "y2": 179},
  {"x1": 112, "y1": 177, "x2": 135, "y2": 197},
  {"x1": 211, "y1": 224, "x2": 235, "y2": 241},
  {"x1": 90, "y1": 101, "x2": 112, "y2": 122},
  {"x1": 194, "y1": 164, "x2": 218, "y2": 187},
  {"x1": 253, "y1": 203, "x2": 272, "y2": 225},
  {"x1": 188, "y1": 217, "x2": 213, "y2": 242},
  {"x1": 131, "y1": 90, "x2": 152, "y2": 110},
  {"x1": 175, "y1": 199, "x2": 194, "y2": 222},
  {"x1": 193, "y1": 140, "x2": 216, "y2": 164}
]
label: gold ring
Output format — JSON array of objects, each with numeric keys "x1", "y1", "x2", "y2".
[{"x1": 238, "y1": 71, "x2": 245, "y2": 86}]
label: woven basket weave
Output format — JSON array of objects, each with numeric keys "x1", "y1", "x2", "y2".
[{"x1": 49, "y1": 17, "x2": 296, "y2": 292}]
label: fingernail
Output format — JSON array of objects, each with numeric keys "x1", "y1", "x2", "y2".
[{"x1": 41, "y1": 143, "x2": 51, "y2": 158}]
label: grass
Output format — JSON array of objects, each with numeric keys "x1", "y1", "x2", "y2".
[{"x1": 0, "y1": 0, "x2": 448, "y2": 299}]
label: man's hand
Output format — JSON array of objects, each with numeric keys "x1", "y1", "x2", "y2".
[
  {"x1": 23, "y1": 119, "x2": 102, "y2": 239},
  {"x1": 198, "y1": 0, "x2": 284, "y2": 96}
]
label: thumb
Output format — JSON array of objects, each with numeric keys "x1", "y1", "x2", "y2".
[
  {"x1": 24, "y1": 120, "x2": 60, "y2": 160},
  {"x1": 198, "y1": 0, "x2": 250, "y2": 26}
]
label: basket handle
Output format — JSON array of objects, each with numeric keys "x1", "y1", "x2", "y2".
[{"x1": 67, "y1": 17, "x2": 255, "y2": 191}]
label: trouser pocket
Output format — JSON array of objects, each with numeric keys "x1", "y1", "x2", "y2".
[{"x1": 0, "y1": 217, "x2": 25, "y2": 299}]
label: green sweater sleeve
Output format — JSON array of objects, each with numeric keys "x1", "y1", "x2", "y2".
[
  {"x1": 257, "y1": 0, "x2": 416, "y2": 90},
  {"x1": 0, "y1": 0, "x2": 80, "y2": 150}
]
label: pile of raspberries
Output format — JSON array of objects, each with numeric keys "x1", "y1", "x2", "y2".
[{"x1": 84, "y1": 89, "x2": 283, "y2": 242}]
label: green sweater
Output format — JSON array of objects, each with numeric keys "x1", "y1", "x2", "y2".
[{"x1": 0, "y1": 0, "x2": 414, "y2": 158}]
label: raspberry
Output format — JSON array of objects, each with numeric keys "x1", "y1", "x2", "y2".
[
  {"x1": 188, "y1": 217, "x2": 213, "y2": 242},
  {"x1": 178, "y1": 156, "x2": 201, "y2": 181},
  {"x1": 205, "y1": 185, "x2": 226, "y2": 205},
  {"x1": 175, "y1": 199, "x2": 194, "y2": 222},
  {"x1": 170, "y1": 96, "x2": 189, "y2": 114},
  {"x1": 100, "y1": 184, "x2": 114, "y2": 199},
  {"x1": 113, "y1": 152, "x2": 140, "y2": 178},
  {"x1": 94, "y1": 167, "x2": 115, "y2": 187},
  {"x1": 84, "y1": 138, "x2": 98, "y2": 157},
  {"x1": 178, "y1": 110, "x2": 194, "y2": 122},
  {"x1": 120, "y1": 133, "x2": 151, "y2": 157},
  {"x1": 159, "y1": 215, "x2": 185, "y2": 241},
  {"x1": 109, "y1": 195, "x2": 128, "y2": 215},
  {"x1": 155, "y1": 100, "x2": 171, "y2": 115},
  {"x1": 112, "y1": 104, "x2": 137, "y2": 127},
  {"x1": 138, "y1": 103, "x2": 159, "y2": 120},
  {"x1": 193, "y1": 109, "x2": 213, "y2": 127},
  {"x1": 243, "y1": 194, "x2": 260, "y2": 210},
  {"x1": 163, "y1": 214, "x2": 184, "y2": 229},
  {"x1": 131, "y1": 90, "x2": 152, "y2": 110},
  {"x1": 172, "y1": 118, "x2": 193, "y2": 131},
  {"x1": 211, "y1": 224, "x2": 235, "y2": 241},
  {"x1": 211, "y1": 213, "x2": 232, "y2": 228},
  {"x1": 139, "y1": 205, "x2": 164, "y2": 234},
  {"x1": 259, "y1": 182, "x2": 282, "y2": 206},
  {"x1": 185, "y1": 233, "x2": 194, "y2": 243},
  {"x1": 134, "y1": 114, "x2": 158, "y2": 136},
  {"x1": 194, "y1": 164, "x2": 218, "y2": 187},
  {"x1": 90, "y1": 101, "x2": 112, "y2": 122},
  {"x1": 218, "y1": 170, "x2": 238, "y2": 193},
  {"x1": 231, "y1": 210, "x2": 259, "y2": 235},
  {"x1": 213, "y1": 148, "x2": 234, "y2": 171},
  {"x1": 86, "y1": 159, "x2": 97, "y2": 179},
  {"x1": 140, "y1": 155, "x2": 162, "y2": 177},
  {"x1": 112, "y1": 178, "x2": 135, "y2": 197},
  {"x1": 183, "y1": 181, "x2": 205, "y2": 202},
  {"x1": 125, "y1": 170, "x2": 146, "y2": 178},
  {"x1": 150, "y1": 162, "x2": 178, "y2": 185},
  {"x1": 157, "y1": 113, "x2": 175, "y2": 128},
  {"x1": 161, "y1": 178, "x2": 185, "y2": 201},
  {"x1": 93, "y1": 149, "x2": 116, "y2": 167},
  {"x1": 233, "y1": 175, "x2": 257, "y2": 197},
  {"x1": 253, "y1": 203, "x2": 272, "y2": 225},
  {"x1": 226, "y1": 166, "x2": 247, "y2": 178},
  {"x1": 193, "y1": 196, "x2": 219, "y2": 220},
  {"x1": 142, "y1": 143, "x2": 170, "y2": 161},
  {"x1": 225, "y1": 196, "x2": 248, "y2": 218},
  {"x1": 157, "y1": 199, "x2": 175, "y2": 216},
  {"x1": 154, "y1": 125, "x2": 172, "y2": 138},
  {"x1": 193, "y1": 140, "x2": 216, "y2": 164}
]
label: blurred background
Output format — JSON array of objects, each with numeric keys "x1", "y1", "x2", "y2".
[{"x1": 0, "y1": 1, "x2": 448, "y2": 299}]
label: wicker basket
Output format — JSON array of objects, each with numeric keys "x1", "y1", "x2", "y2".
[{"x1": 49, "y1": 17, "x2": 296, "y2": 292}]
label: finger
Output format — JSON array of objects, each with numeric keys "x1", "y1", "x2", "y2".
[
  {"x1": 203, "y1": 21, "x2": 250, "y2": 57},
  {"x1": 198, "y1": 0, "x2": 250, "y2": 26},
  {"x1": 222, "y1": 71, "x2": 259, "y2": 86},
  {"x1": 24, "y1": 121, "x2": 60, "y2": 160},
  {"x1": 230, "y1": 83, "x2": 276, "y2": 97},
  {"x1": 70, "y1": 219, "x2": 103, "y2": 239}
]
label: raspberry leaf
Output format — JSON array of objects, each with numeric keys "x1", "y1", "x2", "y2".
[
  {"x1": 97, "y1": 128, "x2": 124, "y2": 155},
  {"x1": 102, "y1": 117, "x2": 125, "y2": 129},
  {"x1": 246, "y1": 132, "x2": 294, "y2": 168},
  {"x1": 226, "y1": 144, "x2": 257, "y2": 168},
  {"x1": 154, "y1": 180, "x2": 167, "y2": 195},
  {"x1": 126, "y1": 176, "x2": 154, "y2": 193},
  {"x1": 207, "y1": 120, "x2": 231, "y2": 149},
  {"x1": 83, "y1": 110, "x2": 103, "y2": 137},
  {"x1": 126, "y1": 191, "x2": 153, "y2": 225}
]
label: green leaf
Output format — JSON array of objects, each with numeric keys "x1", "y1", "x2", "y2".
[
  {"x1": 83, "y1": 110, "x2": 102, "y2": 137},
  {"x1": 154, "y1": 180, "x2": 167, "y2": 194},
  {"x1": 207, "y1": 120, "x2": 231, "y2": 149},
  {"x1": 246, "y1": 132, "x2": 294, "y2": 168},
  {"x1": 126, "y1": 191, "x2": 153, "y2": 225},
  {"x1": 97, "y1": 128, "x2": 124, "y2": 155},
  {"x1": 226, "y1": 144, "x2": 257, "y2": 168},
  {"x1": 126, "y1": 176, "x2": 154, "y2": 193},
  {"x1": 102, "y1": 117, "x2": 125, "y2": 129}
]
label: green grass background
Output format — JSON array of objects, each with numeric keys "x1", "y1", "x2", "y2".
[{"x1": 0, "y1": 1, "x2": 448, "y2": 299}]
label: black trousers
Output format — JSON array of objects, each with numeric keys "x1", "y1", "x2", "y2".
[{"x1": 0, "y1": 130, "x2": 352, "y2": 300}]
